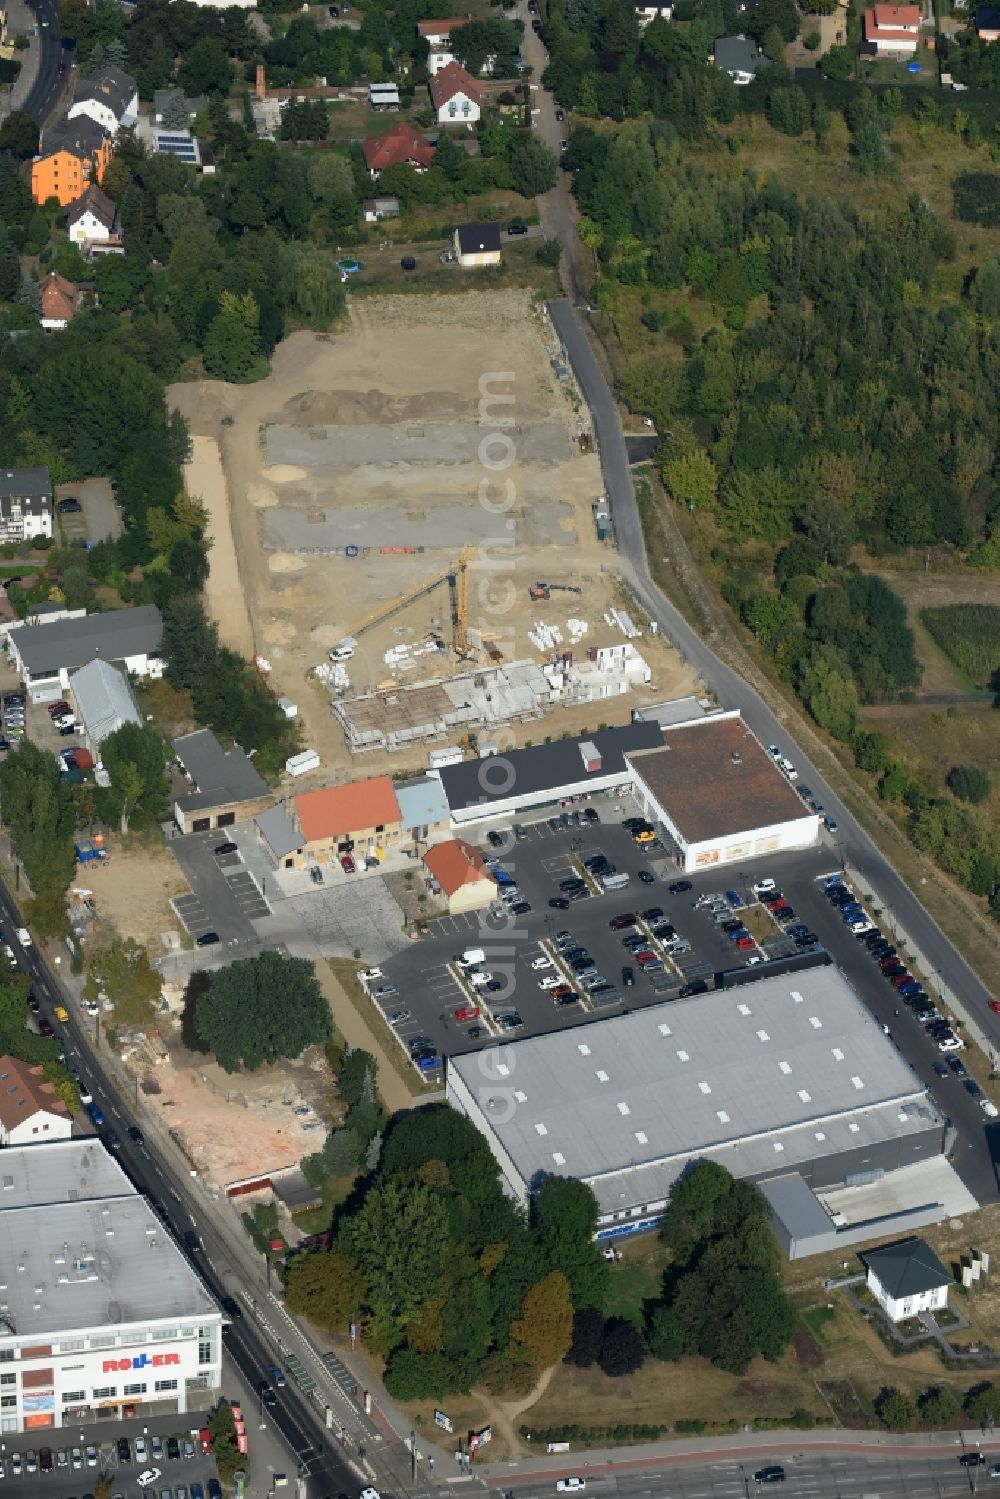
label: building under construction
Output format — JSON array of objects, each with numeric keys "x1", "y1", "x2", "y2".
[{"x1": 332, "y1": 660, "x2": 551, "y2": 754}]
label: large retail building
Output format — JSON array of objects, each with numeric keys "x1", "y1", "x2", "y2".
[{"x1": 0, "y1": 1140, "x2": 223, "y2": 1432}]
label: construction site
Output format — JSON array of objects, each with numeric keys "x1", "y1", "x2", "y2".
[{"x1": 169, "y1": 290, "x2": 698, "y2": 781}]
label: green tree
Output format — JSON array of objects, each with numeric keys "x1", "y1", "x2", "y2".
[
  {"x1": 662, "y1": 449, "x2": 717, "y2": 510},
  {"x1": 511, "y1": 1271, "x2": 574, "y2": 1367},
  {"x1": 647, "y1": 1303, "x2": 685, "y2": 1362},
  {"x1": 918, "y1": 1385, "x2": 961, "y2": 1425},
  {"x1": 0, "y1": 110, "x2": 39, "y2": 160},
  {"x1": 341, "y1": 1178, "x2": 452, "y2": 1345},
  {"x1": 202, "y1": 291, "x2": 262, "y2": 382},
  {"x1": 767, "y1": 87, "x2": 809, "y2": 138},
  {"x1": 194, "y1": 952, "x2": 331, "y2": 1073},
  {"x1": 599, "y1": 1316, "x2": 647, "y2": 1377},
  {"x1": 947, "y1": 765, "x2": 991, "y2": 804},
  {"x1": 875, "y1": 1386, "x2": 916, "y2": 1431},
  {"x1": 803, "y1": 658, "x2": 859, "y2": 742},
  {"x1": 84, "y1": 937, "x2": 161, "y2": 1027},
  {"x1": 178, "y1": 35, "x2": 232, "y2": 95},
  {"x1": 284, "y1": 1250, "x2": 366, "y2": 1331},
  {"x1": 531, "y1": 1176, "x2": 610, "y2": 1311},
  {"x1": 566, "y1": 1305, "x2": 606, "y2": 1367},
  {"x1": 0, "y1": 740, "x2": 75, "y2": 900},
  {"x1": 0, "y1": 224, "x2": 20, "y2": 301},
  {"x1": 506, "y1": 133, "x2": 558, "y2": 197},
  {"x1": 98, "y1": 721, "x2": 168, "y2": 834}
]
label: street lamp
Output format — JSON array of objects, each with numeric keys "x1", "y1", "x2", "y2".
[{"x1": 258, "y1": 1386, "x2": 266, "y2": 1431}]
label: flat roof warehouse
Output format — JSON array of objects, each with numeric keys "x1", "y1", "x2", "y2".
[{"x1": 446, "y1": 968, "x2": 944, "y2": 1220}]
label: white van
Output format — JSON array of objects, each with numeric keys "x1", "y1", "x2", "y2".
[{"x1": 457, "y1": 948, "x2": 486, "y2": 969}]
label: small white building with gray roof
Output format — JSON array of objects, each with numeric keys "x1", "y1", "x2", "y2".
[{"x1": 69, "y1": 657, "x2": 142, "y2": 754}]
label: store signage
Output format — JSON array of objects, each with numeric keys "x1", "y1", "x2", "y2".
[{"x1": 101, "y1": 1352, "x2": 181, "y2": 1373}]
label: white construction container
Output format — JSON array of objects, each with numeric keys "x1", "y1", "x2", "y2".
[
  {"x1": 428, "y1": 745, "x2": 464, "y2": 770},
  {"x1": 286, "y1": 749, "x2": 321, "y2": 777}
]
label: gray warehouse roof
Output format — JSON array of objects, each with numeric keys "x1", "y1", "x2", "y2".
[
  {"x1": 173, "y1": 728, "x2": 269, "y2": 810},
  {"x1": 447, "y1": 968, "x2": 941, "y2": 1217},
  {"x1": 0, "y1": 1140, "x2": 218, "y2": 1334},
  {"x1": 70, "y1": 657, "x2": 142, "y2": 749},
  {"x1": 440, "y1": 722, "x2": 663, "y2": 814},
  {"x1": 13, "y1": 606, "x2": 162, "y2": 677}
]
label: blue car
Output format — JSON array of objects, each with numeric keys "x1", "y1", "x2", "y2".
[
  {"x1": 725, "y1": 890, "x2": 744, "y2": 908},
  {"x1": 88, "y1": 1102, "x2": 104, "y2": 1127},
  {"x1": 728, "y1": 927, "x2": 751, "y2": 943}
]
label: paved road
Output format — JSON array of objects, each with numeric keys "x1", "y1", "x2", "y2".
[
  {"x1": 0, "y1": 881, "x2": 385, "y2": 1499},
  {"x1": 21, "y1": 0, "x2": 64, "y2": 126},
  {"x1": 545, "y1": 295, "x2": 999, "y2": 1199}
]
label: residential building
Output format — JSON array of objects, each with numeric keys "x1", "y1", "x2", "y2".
[
  {"x1": 862, "y1": 3, "x2": 921, "y2": 53},
  {"x1": 635, "y1": 0, "x2": 673, "y2": 25},
  {"x1": 423, "y1": 838, "x2": 495, "y2": 913},
  {"x1": 362, "y1": 122, "x2": 434, "y2": 176},
  {"x1": 862, "y1": 1239, "x2": 952, "y2": 1320},
  {"x1": 67, "y1": 65, "x2": 138, "y2": 137},
  {"x1": 418, "y1": 17, "x2": 466, "y2": 73},
  {"x1": 31, "y1": 118, "x2": 112, "y2": 207},
  {"x1": 626, "y1": 711, "x2": 819, "y2": 871},
  {"x1": 712, "y1": 34, "x2": 765, "y2": 83},
  {"x1": 447, "y1": 968, "x2": 950, "y2": 1244},
  {"x1": 7, "y1": 605, "x2": 165, "y2": 703},
  {"x1": 152, "y1": 89, "x2": 207, "y2": 125},
  {"x1": 0, "y1": 1139, "x2": 223, "y2": 1431},
  {"x1": 0, "y1": 1055, "x2": 72, "y2": 1146},
  {"x1": 454, "y1": 222, "x2": 501, "y2": 266},
  {"x1": 0, "y1": 468, "x2": 53, "y2": 544},
  {"x1": 975, "y1": 3, "x2": 1000, "y2": 39},
  {"x1": 65, "y1": 184, "x2": 120, "y2": 252},
  {"x1": 69, "y1": 657, "x2": 142, "y2": 755},
  {"x1": 362, "y1": 195, "x2": 401, "y2": 222},
  {"x1": 429, "y1": 60, "x2": 484, "y2": 123},
  {"x1": 394, "y1": 776, "x2": 451, "y2": 848},
  {"x1": 256, "y1": 775, "x2": 402, "y2": 870},
  {"x1": 172, "y1": 729, "x2": 272, "y2": 835},
  {"x1": 39, "y1": 271, "x2": 83, "y2": 331},
  {"x1": 151, "y1": 130, "x2": 203, "y2": 167}
]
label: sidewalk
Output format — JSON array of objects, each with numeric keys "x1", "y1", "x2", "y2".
[{"x1": 1, "y1": 0, "x2": 39, "y2": 114}]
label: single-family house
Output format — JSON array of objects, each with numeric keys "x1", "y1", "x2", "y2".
[
  {"x1": 31, "y1": 118, "x2": 113, "y2": 207},
  {"x1": 417, "y1": 16, "x2": 466, "y2": 73},
  {"x1": 65, "y1": 183, "x2": 120, "y2": 252},
  {"x1": 69, "y1": 657, "x2": 142, "y2": 755},
  {"x1": 172, "y1": 728, "x2": 272, "y2": 835},
  {"x1": 862, "y1": 1238, "x2": 952, "y2": 1322},
  {"x1": 423, "y1": 838, "x2": 495, "y2": 914},
  {"x1": 39, "y1": 270, "x2": 83, "y2": 330},
  {"x1": 975, "y1": 3, "x2": 1000, "y2": 38},
  {"x1": 635, "y1": 0, "x2": 673, "y2": 25},
  {"x1": 395, "y1": 776, "x2": 452, "y2": 849},
  {"x1": 153, "y1": 88, "x2": 207, "y2": 125},
  {"x1": 0, "y1": 468, "x2": 52, "y2": 544},
  {"x1": 0, "y1": 1054, "x2": 72, "y2": 1146},
  {"x1": 363, "y1": 195, "x2": 401, "y2": 222},
  {"x1": 454, "y1": 222, "x2": 502, "y2": 267},
  {"x1": 712, "y1": 34, "x2": 765, "y2": 83},
  {"x1": 152, "y1": 129, "x2": 203, "y2": 167},
  {"x1": 429, "y1": 60, "x2": 484, "y2": 124},
  {"x1": 7, "y1": 604, "x2": 165, "y2": 703},
  {"x1": 67, "y1": 64, "x2": 138, "y2": 137},
  {"x1": 256, "y1": 774, "x2": 403, "y2": 871},
  {"x1": 862, "y1": 3, "x2": 921, "y2": 53},
  {"x1": 362, "y1": 121, "x2": 434, "y2": 176}
]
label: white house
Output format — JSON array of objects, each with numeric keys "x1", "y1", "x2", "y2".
[
  {"x1": 0, "y1": 466, "x2": 53, "y2": 543},
  {"x1": 417, "y1": 17, "x2": 465, "y2": 73},
  {"x1": 862, "y1": 1238, "x2": 952, "y2": 1321},
  {"x1": 8, "y1": 605, "x2": 165, "y2": 703},
  {"x1": 636, "y1": 0, "x2": 673, "y2": 26},
  {"x1": 67, "y1": 64, "x2": 138, "y2": 137},
  {"x1": 0, "y1": 1054, "x2": 72, "y2": 1146},
  {"x1": 454, "y1": 221, "x2": 501, "y2": 267},
  {"x1": 863, "y1": 2, "x2": 920, "y2": 53},
  {"x1": 65, "y1": 183, "x2": 119, "y2": 251},
  {"x1": 429, "y1": 60, "x2": 484, "y2": 124}
]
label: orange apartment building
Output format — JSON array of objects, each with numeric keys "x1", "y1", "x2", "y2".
[{"x1": 31, "y1": 118, "x2": 112, "y2": 207}]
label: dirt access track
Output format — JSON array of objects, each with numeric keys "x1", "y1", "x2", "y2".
[{"x1": 168, "y1": 291, "x2": 696, "y2": 782}]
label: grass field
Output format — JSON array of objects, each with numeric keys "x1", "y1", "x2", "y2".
[{"x1": 920, "y1": 604, "x2": 1000, "y2": 688}]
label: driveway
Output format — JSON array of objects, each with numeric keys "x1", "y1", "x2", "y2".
[{"x1": 169, "y1": 830, "x2": 269, "y2": 942}]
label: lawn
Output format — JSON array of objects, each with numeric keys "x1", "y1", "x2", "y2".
[{"x1": 602, "y1": 1240, "x2": 664, "y2": 1325}]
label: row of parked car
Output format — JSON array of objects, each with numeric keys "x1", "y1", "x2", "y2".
[
  {"x1": 821, "y1": 876, "x2": 998, "y2": 1115},
  {"x1": 550, "y1": 928, "x2": 622, "y2": 1006}
]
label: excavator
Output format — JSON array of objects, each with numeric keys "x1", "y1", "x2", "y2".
[{"x1": 528, "y1": 579, "x2": 584, "y2": 602}]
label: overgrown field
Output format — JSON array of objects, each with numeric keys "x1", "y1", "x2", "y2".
[{"x1": 920, "y1": 604, "x2": 1000, "y2": 688}]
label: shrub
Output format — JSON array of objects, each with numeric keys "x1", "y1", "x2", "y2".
[{"x1": 947, "y1": 765, "x2": 991, "y2": 804}]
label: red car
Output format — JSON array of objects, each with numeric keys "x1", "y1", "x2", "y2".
[
  {"x1": 47, "y1": 701, "x2": 70, "y2": 717},
  {"x1": 340, "y1": 853, "x2": 356, "y2": 873},
  {"x1": 454, "y1": 1004, "x2": 480, "y2": 1022},
  {"x1": 635, "y1": 950, "x2": 658, "y2": 966},
  {"x1": 989, "y1": 999, "x2": 1000, "y2": 1015},
  {"x1": 891, "y1": 973, "x2": 914, "y2": 989},
  {"x1": 766, "y1": 897, "x2": 789, "y2": 912},
  {"x1": 735, "y1": 935, "x2": 755, "y2": 950}
]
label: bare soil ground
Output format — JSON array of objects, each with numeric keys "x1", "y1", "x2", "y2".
[
  {"x1": 184, "y1": 434, "x2": 254, "y2": 658},
  {"x1": 169, "y1": 292, "x2": 697, "y2": 790},
  {"x1": 83, "y1": 841, "x2": 189, "y2": 950}
]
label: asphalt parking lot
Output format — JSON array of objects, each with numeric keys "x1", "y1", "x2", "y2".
[
  {"x1": 369, "y1": 809, "x2": 1000, "y2": 1198},
  {"x1": 170, "y1": 832, "x2": 269, "y2": 942},
  {"x1": 0, "y1": 1426, "x2": 221, "y2": 1498},
  {"x1": 286, "y1": 876, "x2": 407, "y2": 961}
]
